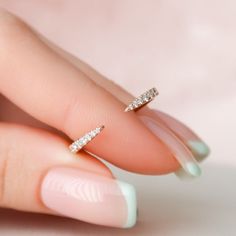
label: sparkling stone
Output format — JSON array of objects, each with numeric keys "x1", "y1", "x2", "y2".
[
  {"x1": 69, "y1": 125, "x2": 104, "y2": 154},
  {"x1": 84, "y1": 134, "x2": 92, "y2": 141},
  {"x1": 125, "y1": 87, "x2": 159, "y2": 112},
  {"x1": 69, "y1": 144, "x2": 79, "y2": 153}
]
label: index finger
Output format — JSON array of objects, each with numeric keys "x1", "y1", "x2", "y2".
[{"x1": 0, "y1": 10, "x2": 178, "y2": 174}]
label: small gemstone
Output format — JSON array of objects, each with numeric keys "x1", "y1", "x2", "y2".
[
  {"x1": 79, "y1": 138, "x2": 87, "y2": 146},
  {"x1": 69, "y1": 144, "x2": 79, "y2": 153},
  {"x1": 85, "y1": 134, "x2": 92, "y2": 141},
  {"x1": 89, "y1": 131, "x2": 97, "y2": 137},
  {"x1": 69, "y1": 125, "x2": 104, "y2": 153},
  {"x1": 95, "y1": 128, "x2": 101, "y2": 133},
  {"x1": 125, "y1": 87, "x2": 158, "y2": 112},
  {"x1": 137, "y1": 99, "x2": 143, "y2": 105}
]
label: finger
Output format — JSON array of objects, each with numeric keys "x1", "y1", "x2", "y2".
[
  {"x1": 45, "y1": 39, "x2": 209, "y2": 177},
  {"x1": 73, "y1": 58, "x2": 209, "y2": 174},
  {"x1": 0, "y1": 93, "x2": 70, "y2": 144},
  {"x1": 0, "y1": 10, "x2": 178, "y2": 174},
  {"x1": 71, "y1": 57, "x2": 210, "y2": 161},
  {"x1": 0, "y1": 123, "x2": 137, "y2": 228},
  {"x1": 56, "y1": 47, "x2": 210, "y2": 161},
  {"x1": 0, "y1": 75, "x2": 209, "y2": 163}
]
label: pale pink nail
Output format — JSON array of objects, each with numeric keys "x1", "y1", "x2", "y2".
[
  {"x1": 41, "y1": 167, "x2": 137, "y2": 228},
  {"x1": 153, "y1": 110, "x2": 210, "y2": 161},
  {"x1": 139, "y1": 116, "x2": 202, "y2": 178}
]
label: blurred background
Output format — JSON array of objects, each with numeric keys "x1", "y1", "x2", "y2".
[{"x1": 0, "y1": 1, "x2": 235, "y2": 235}]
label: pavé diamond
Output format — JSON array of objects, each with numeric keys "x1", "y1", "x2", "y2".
[
  {"x1": 125, "y1": 87, "x2": 158, "y2": 112},
  {"x1": 69, "y1": 125, "x2": 105, "y2": 153}
]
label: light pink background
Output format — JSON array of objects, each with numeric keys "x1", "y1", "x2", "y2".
[{"x1": 0, "y1": 1, "x2": 235, "y2": 235}]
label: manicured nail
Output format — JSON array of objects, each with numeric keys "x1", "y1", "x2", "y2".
[
  {"x1": 153, "y1": 110, "x2": 210, "y2": 161},
  {"x1": 139, "y1": 116, "x2": 201, "y2": 178},
  {"x1": 188, "y1": 141, "x2": 210, "y2": 161},
  {"x1": 41, "y1": 167, "x2": 137, "y2": 228},
  {"x1": 175, "y1": 162, "x2": 202, "y2": 179}
]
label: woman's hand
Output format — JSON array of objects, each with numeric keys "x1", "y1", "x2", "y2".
[{"x1": 0, "y1": 9, "x2": 209, "y2": 228}]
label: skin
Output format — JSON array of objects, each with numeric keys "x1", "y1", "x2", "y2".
[{"x1": 0, "y1": 9, "x2": 206, "y2": 221}]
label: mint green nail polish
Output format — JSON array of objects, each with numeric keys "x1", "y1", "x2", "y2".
[
  {"x1": 186, "y1": 162, "x2": 202, "y2": 177},
  {"x1": 117, "y1": 181, "x2": 137, "y2": 228},
  {"x1": 188, "y1": 141, "x2": 210, "y2": 160},
  {"x1": 175, "y1": 162, "x2": 202, "y2": 179}
]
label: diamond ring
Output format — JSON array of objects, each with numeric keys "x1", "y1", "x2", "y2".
[
  {"x1": 125, "y1": 87, "x2": 159, "y2": 112},
  {"x1": 69, "y1": 125, "x2": 105, "y2": 153}
]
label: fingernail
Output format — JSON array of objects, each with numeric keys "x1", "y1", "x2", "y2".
[
  {"x1": 139, "y1": 116, "x2": 201, "y2": 178},
  {"x1": 41, "y1": 167, "x2": 137, "y2": 228},
  {"x1": 153, "y1": 110, "x2": 210, "y2": 161},
  {"x1": 175, "y1": 162, "x2": 202, "y2": 179},
  {"x1": 188, "y1": 141, "x2": 210, "y2": 161}
]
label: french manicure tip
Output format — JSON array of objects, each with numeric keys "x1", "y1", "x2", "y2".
[
  {"x1": 117, "y1": 181, "x2": 137, "y2": 228},
  {"x1": 185, "y1": 162, "x2": 202, "y2": 177},
  {"x1": 188, "y1": 141, "x2": 210, "y2": 159},
  {"x1": 175, "y1": 163, "x2": 202, "y2": 179}
]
